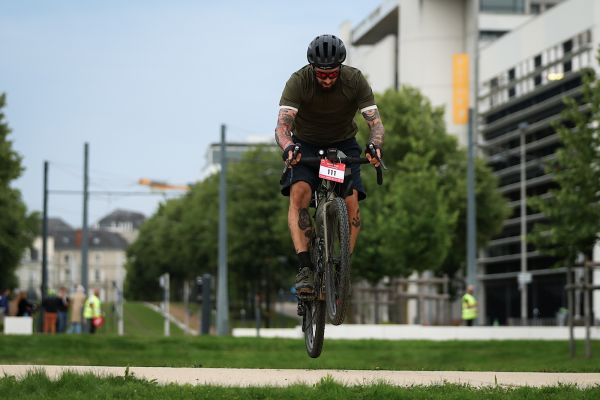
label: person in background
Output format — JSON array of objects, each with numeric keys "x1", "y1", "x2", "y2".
[
  {"x1": 68, "y1": 285, "x2": 86, "y2": 334},
  {"x1": 462, "y1": 285, "x2": 478, "y2": 326},
  {"x1": 83, "y1": 288, "x2": 102, "y2": 334},
  {"x1": 16, "y1": 290, "x2": 34, "y2": 317},
  {"x1": 41, "y1": 289, "x2": 60, "y2": 334},
  {"x1": 0, "y1": 288, "x2": 10, "y2": 318},
  {"x1": 56, "y1": 287, "x2": 70, "y2": 333}
]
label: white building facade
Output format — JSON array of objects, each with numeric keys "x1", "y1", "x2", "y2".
[
  {"x1": 478, "y1": 0, "x2": 598, "y2": 325},
  {"x1": 339, "y1": 0, "x2": 600, "y2": 325}
]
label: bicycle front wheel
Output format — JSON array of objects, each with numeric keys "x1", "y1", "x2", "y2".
[
  {"x1": 324, "y1": 197, "x2": 351, "y2": 326},
  {"x1": 302, "y1": 299, "x2": 325, "y2": 358}
]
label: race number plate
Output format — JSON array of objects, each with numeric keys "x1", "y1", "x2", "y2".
[{"x1": 318, "y1": 159, "x2": 345, "y2": 183}]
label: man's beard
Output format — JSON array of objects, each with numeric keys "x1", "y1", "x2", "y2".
[{"x1": 318, "y1": 82, "x2": 336, "y2": 91}]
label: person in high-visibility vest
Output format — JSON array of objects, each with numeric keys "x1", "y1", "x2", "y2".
[
  {"x1": 462, "y1": 285, "x2": 477, "y2": 326},
  {"x1": 83, "y1": 288, "x2": 102, "y2": 334}
]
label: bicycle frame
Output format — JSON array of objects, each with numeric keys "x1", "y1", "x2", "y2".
[{"x1": 312, "y1": 178, "x2": 339, "y2": 301}]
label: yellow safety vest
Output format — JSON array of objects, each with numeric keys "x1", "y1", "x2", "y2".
[
  {"x1": 462, "y1": 293, "x2": 477, "y2": 320},
  {"x1": 83, "y1": 295, "x2": 101, "y2": 319}
]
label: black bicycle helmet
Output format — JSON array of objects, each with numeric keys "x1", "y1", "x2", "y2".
[{"x1": 307, "y1": 34, "x2": 346, "y2": 68}]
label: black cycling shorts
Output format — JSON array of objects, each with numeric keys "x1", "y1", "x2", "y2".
[{"x1": 280, "y1": 137, "x2": 367, "y2": 201}]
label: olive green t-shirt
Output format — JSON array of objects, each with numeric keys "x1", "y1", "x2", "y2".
[{"x1": 279, "y1": 65, "x2": 375, "y2": 146}]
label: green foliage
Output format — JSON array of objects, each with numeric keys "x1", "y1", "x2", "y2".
[
  {"x1": 125, "y1": 145, "x2": 294, "y2": 321},
  {"x1": 380, "y1": 154, "x2": 456, "y2": 276},
  {"x1": 529, "y1": 66, "x2": 600, "y2": 265},
  {"x1": 125, "y1": 175, "x2": 219, "y2": 300},
  {"x1": 439, "y1": 154, "x2": 510, "y2": 278},
  {"x1": 0, "y1": 93, "x2": 40, "y2": 289},
  {"x1": 354, "y1": 88, "x2": 509, "y2": 283},
  {"x1": 228, "y1": 146, "x2": 294, "y2": 315}
]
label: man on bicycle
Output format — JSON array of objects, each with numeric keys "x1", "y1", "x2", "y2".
[{"x1": 275, "y1": 34, "x2": 385, "y2": 299}]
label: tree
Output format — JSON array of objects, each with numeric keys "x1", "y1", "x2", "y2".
[
  {"x1": 354, "y1": 87, "x2": 509, "y2": 284},
  {"x1": 125, "y1": 175, "x2": 219, "y2": 300},
  {"x1": 124, "y1": 145, "x2": 295, "y2": 325},
  {"x1": 527, "y1": 61, "x2": 600, "y2": 359},
  {"x1": 379, "y1": 153, "x2": 456, "y2": 277},
  {"x1": 438, "y1": 152, "x2": 510, "y2": 278},
  {"x1": 529, "y1": 67, "x2": 600, "y2": 265},
  {"x1": 228, "y1": 146, "x2": 294, "y2": 325},
  {"x1": 0, "y1": 93, "x2": 39, "y2": 289}
]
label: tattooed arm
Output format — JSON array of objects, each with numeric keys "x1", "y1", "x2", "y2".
[
  {"x1": 361, "y1": 105, "x2": 385, "y2": 166},
  {"x1": 274, "y1": 106, "x2": 298, "y2": 150},
  {"x1": 360, "y1": 105, "x2": 385, "y2": 148}
]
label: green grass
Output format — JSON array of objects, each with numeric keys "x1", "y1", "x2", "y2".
[
  {"x1": 1, "y1": 335, "x2": 600, "y2": 372},
  {"x1": 0, "y1": 372, "x2": 598, "y2": 399},
  {"x1": 115, "y1": 302, "x2": 186, "y2": 336}
]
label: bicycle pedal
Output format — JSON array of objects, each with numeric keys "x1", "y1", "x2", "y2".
[{"x1": 297, "y1": 303, "x2": 305, "y2": 316}]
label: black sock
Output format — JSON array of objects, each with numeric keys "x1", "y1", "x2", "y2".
[{"x1": 297, "y1": 251, "x2": 312, "y2": 269}]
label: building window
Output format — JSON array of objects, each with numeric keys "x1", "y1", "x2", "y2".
[
  {"x1": 534, "y1": 75, "x2": 542, "y2": 86},
  {"x1": 562, "y1": 39, "x2": 573, "y2": 54},
  {"x1": 95, "y1": 269, "x2": 101, "y2": 282},
  {"x1": 480, "y1": 30, "x2": 507, "y2": 42},
  {"x1": 530, "y1": 3, "x2": 540, "y2": 14},
  {"x1": 481, "y1": 0, "x2": 525, "y2": 13},
  {"x1": 563, "y1": 60, "x2": 572, "y2": 73},
  {"x1": 534, "y1": 54, "x2": 542, "y2": 68},
  {"x1": 508, "y1": 68, "x2": 516, "y2": 81},
  {"x1": 508, "y1": 86, "x2": 516, "y2": 98}
]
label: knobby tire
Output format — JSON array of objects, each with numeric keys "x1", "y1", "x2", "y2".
[
  {"x1": 303, "y1": 299, "x2": 325, "y2": 358},
  {"x1": 324, "y1": 197, "x2": 351, "y2": 326}
]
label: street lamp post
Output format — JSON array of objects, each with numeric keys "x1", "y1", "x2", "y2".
[
  {"x1": 519, "y1": 122, "x2": 529, "y2": 325},
  {"x1": 216, "y1": 124, "x2": 229, "y2": 336}
]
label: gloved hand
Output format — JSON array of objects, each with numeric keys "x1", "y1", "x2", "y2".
[
  {"x1": 365, "y1": 143, "x2": 382, "y2": 167},
  {"x1": 282, "y1": 143, "x2": 302, "y2": 165}
]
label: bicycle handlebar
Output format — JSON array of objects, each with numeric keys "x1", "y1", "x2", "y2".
[{"x1": 294, "y1": 156, "x2": 383, "y2": 185}]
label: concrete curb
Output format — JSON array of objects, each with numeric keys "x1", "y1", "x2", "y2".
[{"x1": 233, "y1": 325, "x2": 600, "y2": 340}]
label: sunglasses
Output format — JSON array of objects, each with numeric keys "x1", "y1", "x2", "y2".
[{"x1": 314, "y1": 69, "x2": 340, "y2": 80}]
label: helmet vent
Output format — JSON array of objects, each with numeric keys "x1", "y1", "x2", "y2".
[{"x1": 323, "y1": 42, "x2": 328, "y2": 57}]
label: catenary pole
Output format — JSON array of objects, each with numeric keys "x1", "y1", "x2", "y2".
[
  {"x1": 467, "y1": 108, "x2": 476, "y2": 289},
  {"x1": 466, "y1": 0, "x2": 480, "y2": 321},
  {"x1": 216, "y1": 124, "x2": 229, "y2": 335},
  {"x1": 40, "y1": 161, "x2": 49, "y2": 332},
  {"x1": 81, "y1": 143, "x2": 89, "y2": 293},
  {"x1": 519, "y1": 122, "x2": 529, "y2": 324}
]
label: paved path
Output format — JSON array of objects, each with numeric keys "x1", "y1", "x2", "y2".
[{"x1": 1, "y1": 365, "x2": 599, "y2": 387}]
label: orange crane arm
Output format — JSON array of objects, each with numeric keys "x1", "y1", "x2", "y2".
[{"x1": 138, "y1": 178, "x2": 190, "y2": 191}]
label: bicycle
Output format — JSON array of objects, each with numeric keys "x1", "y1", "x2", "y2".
[{"x1": 281, "y1": 144, "x2": 384, "y2": 358}]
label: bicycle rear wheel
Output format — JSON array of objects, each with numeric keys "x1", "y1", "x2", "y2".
[
  {"x1": 302, "y1": 299, "x2": 325, "y2": 358},
  {"x1": 324, "y1": 197, "x2": 351, "y2": 326}
]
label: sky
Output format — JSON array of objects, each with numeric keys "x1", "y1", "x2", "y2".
[{"x1": 0, "y1": 0, "x2": 379, "y2": 227}]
